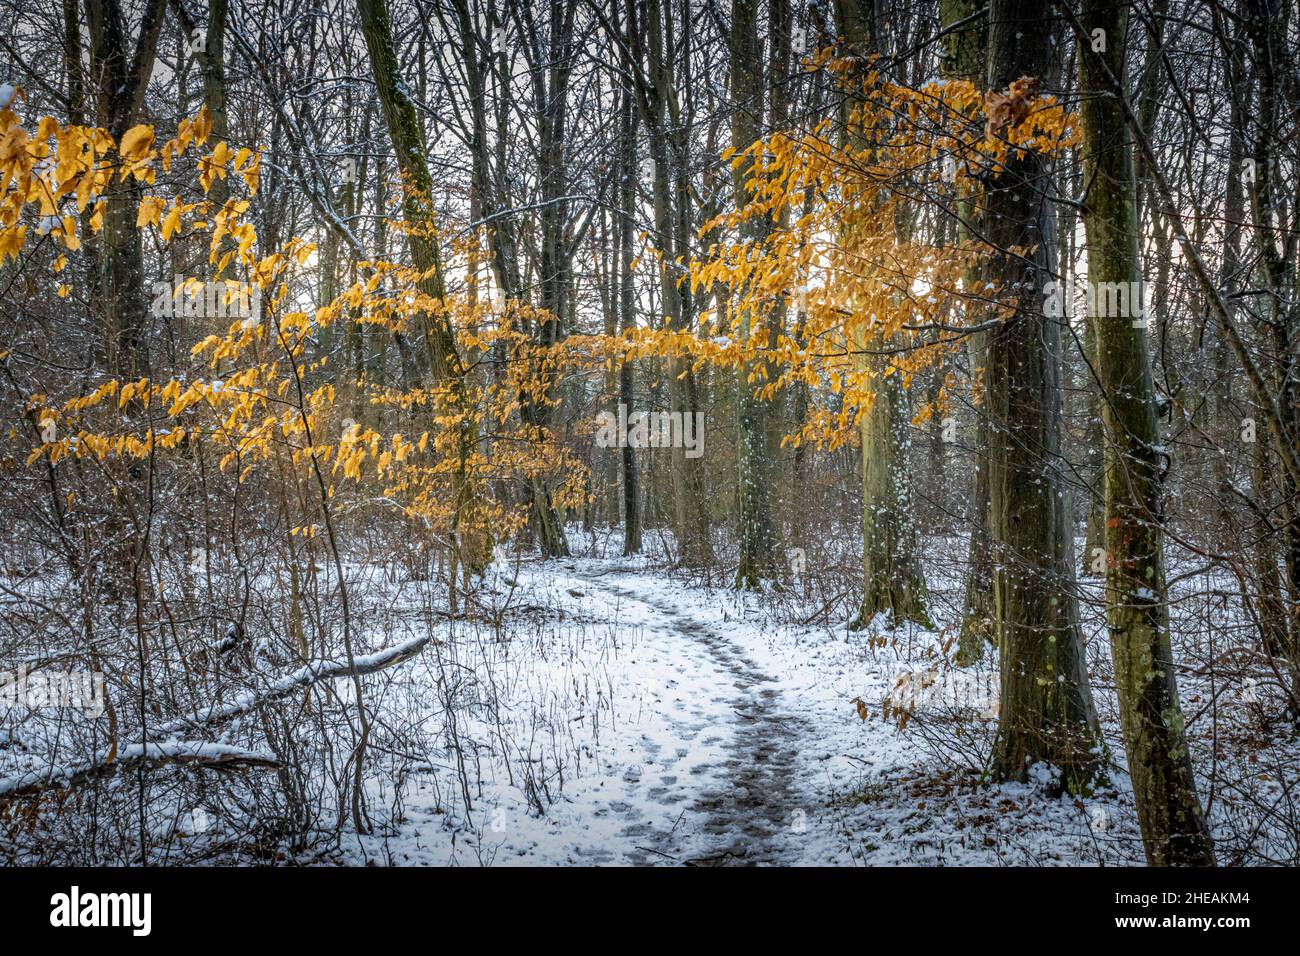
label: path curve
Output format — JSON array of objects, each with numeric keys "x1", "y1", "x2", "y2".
[{"x1": 578, "y1": 569, "x2": 813, "y2": 866}]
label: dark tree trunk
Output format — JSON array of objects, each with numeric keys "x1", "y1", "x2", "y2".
[
  {"x1": 984, "y1": 0, "x2": 1100, "y2": 790},
  {"x1": 731, "y1": 0, "x2": 778, "y2": 589}
]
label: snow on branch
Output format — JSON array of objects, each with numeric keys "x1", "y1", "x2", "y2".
[
  {"x1": 156, "y1": 634, "x2": 433, "y2": 737},
  {"x1": 0, "y1": 636, "x2": 429, "y2": 803},
  {"x1": 0, "y1": 741, "x2": 280, "y2": 802}
]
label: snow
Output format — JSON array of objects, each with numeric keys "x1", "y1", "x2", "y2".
[
  {"x1": 0, "y1": 741, "x2": 276, "y2": 798},
  {"x1": 336, "y1": 545, "x2": 1177, "y2": 865},
  {"x1": 4, "y1": 531, "x2": 1296, "y2": 866},
  {"x1": 156, "y1": 634, "x2": 431, "y2": 736}
]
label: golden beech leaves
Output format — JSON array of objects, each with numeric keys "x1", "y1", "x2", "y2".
[
  {"x1": 671, "y1": 59, "x2": 1079, "y2": 452},
  {"x1": 4, "y1": 57, "x2": 1080, "y2": 561},
  {"x1": 0, "y1": 92, "x2": 257, "y2": 283},
  {"x1": 160, "y1": 201, "x2": 183, "y2": 241},
  {"x1": 136, "y1": 196, "x2": 165, "y2": 229},
  {"x1": 7, "y1": 85, "x2": 587, "y2": 555},
  {"x1": 117, "y1": 124, "x2": 154, "y2": 163}
]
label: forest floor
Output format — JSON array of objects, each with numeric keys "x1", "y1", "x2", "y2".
[
  {"x1": 338, "y1": 536, "x2": 1300, "y2": 867},
  {"x1": 4, "y1": 530, "x2": 1295, "y2": 865}
]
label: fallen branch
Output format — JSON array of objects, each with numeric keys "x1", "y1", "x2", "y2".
[
  {"x1": 157, "y1": 634, "x2": 433, "y2": 736},
  {"x1": 802, "y1": 590, "x2": 850, "y2": 626},
  {"x1": 0, "y1": 637, "x2": 431, "y2": 804},
  {"x1": 0, "y1": 741, "x2": 280, "y2": 802}
]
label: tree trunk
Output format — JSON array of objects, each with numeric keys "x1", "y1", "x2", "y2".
[
  {"x1": 837, "y1": 0, "x2": 932, "y2": 628},
  {"x1": 356, "y1": 0, "x2": 491, "y2": 574},
  {"x1": 984, "y1": 0, "x2": 1100, "y2": 791},
  {"x1": 1078, "y1": 0, "x2": 1215, "y2": 863},
  {"x1": 850, "y1": 359, "x2": 933, "y2": 629},
  {"x1": 524, "y1": 0, "x2": 577, "y2": 559},
  {"x1": 937, "y1": 0, "x2": 996, "y2": 662},
  {"x1": 629, "y1": 0, "x2": 712, "y2": 567},
  {"x1": 617, "y1": 82, "x2": 642, "y2": 555},
  {"x1": 86, "y1": 0, "x2": 167, "y2": 378},
  {"x1": 731, "y1": 0, "x2": 777, "y2": 589}
]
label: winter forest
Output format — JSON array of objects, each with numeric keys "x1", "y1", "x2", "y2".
[{"x1": 0, "y1": 0, "x2": 1296, "y2": 871}]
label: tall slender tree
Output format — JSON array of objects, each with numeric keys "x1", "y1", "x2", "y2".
[
  {"x1": 1076, "y1": 0, "x2": 1215, "y2": 866},
  {"x1": 617, "y1": 77, "x2": 643, "y2": 555},
  {"x1": 837, "y1": 0, "x2": 932, "y2": 629},
  {"x1": 356, "y1": 0, "x2": 491, "y2": 575},
  {"x1": 621, "y1": 0, "x2": 713, "y2": 567},
  {"x1": 731, "y1": 0, "x2": 778, "y2": 589},
  {"x1": 941, "y1": 0, "x2": 997, "y2": 664},
  {"x1": 983, "y1": 0, "x2": 1100, "y2": 789},
  {"x1": 86, "y1": 0, "x2": 168, "y2": 376}
]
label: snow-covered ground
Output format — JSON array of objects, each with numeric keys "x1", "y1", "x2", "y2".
[
  {"x1": 4, "y1": 531, "x2": 1294, "y2": 866},
  {"x1": 338, "y1": 540, "x2": 1299, "y2": 867}
]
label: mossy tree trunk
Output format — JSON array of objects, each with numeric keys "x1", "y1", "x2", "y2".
[
  {"x1": 357, "y1": 0, "x2": 491, "y2": 574},
  {"x1": 1081, "y1": 313, "x2": 1108, "y2": 571},
  {"x1": 731, "y1": 0, "x2": 778, "y2": 589},
  {"x1": 938, "y1": 0, "x2": 995, "y2": 661},
  {"x1": 983, "y1": 0, "x2": 1100, "y2": 791},
  {"x1": 837, "y1": 0, "x2": 932, "y2": 629},
  {"x1": 86, "y1": 0, "x2": 167, "y2": 378},
  {"x1": 850, "y1": 359, "x2": 933, "y2": 629},
  {"x1": 1078, "y1": 0, "x2": 1215, "y2": 864},
  {"x1": 617, "y1": 86, "x2": 642, "y2": 555}
]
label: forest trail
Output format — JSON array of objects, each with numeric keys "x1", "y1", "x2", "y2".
[
  {"x1": 572, "y1": 568, "x2": 816, "y2": 866},
  {"x1": 363, "y1": 556, "x2": 1175, "y2": 867}
]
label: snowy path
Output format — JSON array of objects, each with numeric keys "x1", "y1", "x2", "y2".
[
  {"x1": 577, "y1": 571, "x2": 813, "y2": 865},
  {"x1": 359, "y1": 557, "x2": 874, "y2": 866},
  {"x1": 361, "y1": 556, "x2": 1160, "y2": 866}
]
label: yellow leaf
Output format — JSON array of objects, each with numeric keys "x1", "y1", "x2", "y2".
[
  {"x1": 119, "y1": 124, "x2": 155, "y2": 162},
  {"x1": 137, "y1": 196, "x2": 165, "y2": 228},
  {"x1": 59, "y1": 216, "x2": 79, "y2": 251},
  {"x1": 161, "y1": 203, "x2": 182, "y2": 241}
]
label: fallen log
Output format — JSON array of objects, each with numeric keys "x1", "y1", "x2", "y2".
[
  {"x1": 0, "y1": 635, "x2": 431, "y2": 804},
  {"x1": 0, "y1": 741, "x2": 280, "y2": 802},
  {"x1": 157, "y1": 633, "x2": 432, "y2": 736}
]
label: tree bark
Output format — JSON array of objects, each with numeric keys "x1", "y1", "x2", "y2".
[
  {"x1": 356, "y1": 0, "x2": 491, "y2": 574},
  {"x1": 731, "y1": 0, "x2": 778, "y2": 589},
  {"x1": 617, "y1": 80, "x2": 643, "y2": 555},
  {"x1": 937, "y1": 0, "x2": 997, "y2": 663},
  {"x1": 984, "y1": 0, "x2": 1100, "y2": 790},
  {"x1": 837, "y1": 0, "x2": 932, "y2": 628},
  {"x1": 626, "y1": 0, "x2": 712, "y2": 567},
  {"x1": 1078, "y1": 0, "x2": 1215, "y2": 864},
  {"x1": 86, "y1": 0, "x2": 167, "y2": 378}
]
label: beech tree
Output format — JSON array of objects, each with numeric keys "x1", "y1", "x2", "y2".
[
  {"x1": 731, "y1": 0, "x2": 778, "y2": 588},
  {"x1": 981, "y1": 0, "x2": 1100, "y2": 789},
  {"x1": 837, "y1": 0, "x2": 932, "y2": 629},
  {"x1": 357, "y1": 0, "x2": 492, "y2": 574},
  {"x1": 1076, "y1": 0, "x2": 1215, "y2": 864}
]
